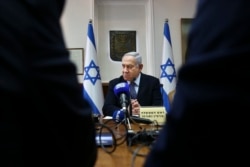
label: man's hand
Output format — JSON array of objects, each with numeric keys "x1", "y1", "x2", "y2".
[{"x1": 131, "y1": 99, "x2": 140, "y2": 116}]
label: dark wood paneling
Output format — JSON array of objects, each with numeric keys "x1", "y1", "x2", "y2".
[{"x1": 102, "y1": 82, "x2": 109, "y2": 98}]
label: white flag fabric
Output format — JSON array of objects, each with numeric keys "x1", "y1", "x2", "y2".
[
  {"x1": 83, "y1": 20, "x2": 104, "y2": 115},
  {"x1": 160, "y1": 20, "x2": 177, "y2": 113}
]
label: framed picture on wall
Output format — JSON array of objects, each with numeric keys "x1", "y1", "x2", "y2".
[
  {"x1": 68, "y1": 48, "x2": 84, "y2": 74},
  {"x1": 109, "y1": 31, "x2": 136, "y2": 61},
  {"x1": 181, "y1": 18, "x2": 193, "y2": 63}
]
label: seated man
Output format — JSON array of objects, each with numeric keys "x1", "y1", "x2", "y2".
[{"x1": 102, "y1": 51, "x2": 163, "y2": 120}]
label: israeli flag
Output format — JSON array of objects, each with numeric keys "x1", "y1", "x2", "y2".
[
  {"x1": 160, "y1": 19, "x2": 177, "y2": 113},
  {"x1": 83, "y1": 19, "x2": 104, "y2": 115}
]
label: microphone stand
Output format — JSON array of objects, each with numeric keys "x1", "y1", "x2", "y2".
[
  {"x1": 122, "y1": 106, "x2": 132, "y2": 130},
  {"x1": 121, "y1": 104, "x2": 141, "y2": 131},
  {"x1": 121, "y1": 102, "x2": 147, "y2": 147},
  {"x1": 119, "y1": 94, "x2": 135, "y2": 130},
  {"x1": 118, "y1": 94, "x2": 147, "y2": 144}
]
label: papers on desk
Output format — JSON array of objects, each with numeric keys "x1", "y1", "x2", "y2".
[{"x1": 103, "y1": 116, "x2": 113, "y2": 119}]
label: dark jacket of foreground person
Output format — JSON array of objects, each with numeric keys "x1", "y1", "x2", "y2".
[
  {"x1": 0, "y1": 1, "x2": 97, "y2": 166},
  {"x1": 144, "y1": 0, "x2": 250, "y2": 166}
]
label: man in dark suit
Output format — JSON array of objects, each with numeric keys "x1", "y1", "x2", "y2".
[
  {"x1": 144, "y1": 0, "x2": 250, "y2": 166},
  {"x1": 0, "y1": 1, "x2": 96, "y2": 166},
  {"x1": 102, "y1": 51, "x2": 162, "y2": 117}
]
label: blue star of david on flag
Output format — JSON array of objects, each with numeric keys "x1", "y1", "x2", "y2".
[
  {"x1": 160, "y1": 58, "x2": 176, "y2": 83},
  {"x1": 84, "y1": 60, "x2": 101, "y2": 85}
]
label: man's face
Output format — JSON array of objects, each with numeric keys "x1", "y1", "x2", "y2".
[{"x1": 121, "y1": 55, "x2": 142, "y2": 81}]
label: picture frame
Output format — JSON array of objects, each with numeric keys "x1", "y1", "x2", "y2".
[
  {"x1": 181, "y1": 18, "x2": 193, "y2": 63},
  {"x1": 109, "y1": 31, "x2": 136, "y2": 61},
  {"x1": 68, "y1": 48, "x2": 84, "y2": 74}
]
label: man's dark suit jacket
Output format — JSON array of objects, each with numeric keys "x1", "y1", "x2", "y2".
[
  {"x1": 0, "y1": 1, "x2": 96, "y2": 166},
  {"x1": 144, "y1": 0, "x2": 250, "y2": 166},
  {"x1": 102, "y1": 73, "x2": 163, "y2": 116}
]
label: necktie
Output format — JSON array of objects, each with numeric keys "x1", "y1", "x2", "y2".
[{"x1": 129, "y1": 81, "x2": 137, "y2": 99}]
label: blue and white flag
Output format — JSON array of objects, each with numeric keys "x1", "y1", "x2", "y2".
[
  {"x1": 160, "y1": 19, "x2": 177, "y2": 113},
  {"x1": 83, "y1": 20, "x2": 104, "y2": 115}
]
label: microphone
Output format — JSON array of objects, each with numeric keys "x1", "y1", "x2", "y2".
[
  {"x1": 112, "y1": 109, "x2": 125, "y2": 122},
  {"x1": 113, "y1": 82, "x2": 130, "y2": 110}
]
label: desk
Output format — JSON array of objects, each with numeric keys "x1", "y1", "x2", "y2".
[
  {"x1": 94, "y1": 119, "x2": 160, "y2": 167},
  {"x1": 95, "y1": 141, "x2": 149, "y2": 167}
]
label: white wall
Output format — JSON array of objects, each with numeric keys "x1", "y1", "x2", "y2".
[
  {"x1": 61, "y1": 0, "x2": 91, "y2": 48},
  {"x1": 95, "y1": 0, "x2": 151, "y2": 82},
  {"x1": 153, "y1": 0, "x2": 197, "y2": 77},
  {"x1": 61, "y1": 0, "x2": 198, "y2": 83}
]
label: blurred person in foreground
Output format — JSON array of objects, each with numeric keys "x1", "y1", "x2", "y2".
[
  {"x1": 144, "y1": 0, "x2": 250, "y2": 166},
  {"x1": 102, "y1": 51, "x2": 162, "y2": 119},
  {"x1": 0, "y1": 1, "x2": 97, "y2": 166}
]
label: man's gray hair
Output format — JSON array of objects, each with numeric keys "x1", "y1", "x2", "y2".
[{"x1": 123, "y1": 51, "x2": 142, "y2": 65}]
